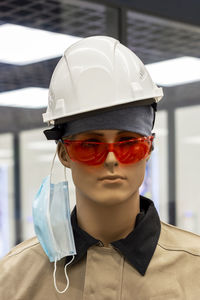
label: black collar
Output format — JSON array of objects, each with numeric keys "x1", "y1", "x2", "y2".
[{"x1": 66, "y1": 196, "x2": 161, "y2": 276}]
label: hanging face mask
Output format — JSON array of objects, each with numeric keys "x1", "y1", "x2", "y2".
[{"x1": 32, "y1": 153, "x2": 77, "y2": 293}]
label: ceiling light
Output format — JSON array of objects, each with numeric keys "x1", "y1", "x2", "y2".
[
  {"x1": 146, "y1": 56, "x2": 200, "y2": 86},
  {"x1": 0, "y1": 88, "x2": 48, "y2": 108},
  {"x1": 0, "y1": 24, "x2": 81, "y2": 65}
]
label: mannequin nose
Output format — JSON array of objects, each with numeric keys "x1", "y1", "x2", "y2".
[{"x1": 104, "y1": 150, "x2": 118, "y2": 167}]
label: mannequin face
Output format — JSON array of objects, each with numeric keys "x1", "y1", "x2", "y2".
[{"x1": 58, "y1": 129, "x2": 149, "y2": 207}]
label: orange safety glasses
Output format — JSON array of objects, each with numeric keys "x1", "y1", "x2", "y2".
[{"x1": 62, "y1": 136, "x2": 154, "y2": 166}]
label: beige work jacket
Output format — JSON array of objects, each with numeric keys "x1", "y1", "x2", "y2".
[{"x1": 0, "y1": 221, "x2": 200, "y2": 300}]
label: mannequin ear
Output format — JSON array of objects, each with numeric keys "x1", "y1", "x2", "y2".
[
  {"x1": 146, "y1": 149, "x2": 152, "y2": 162},
  {"x1": 57, "y1": 142, "x2": 71, "y2": 168},
  {"x1": 146, "y1": 154, "x2": 151, "y2": 162}
]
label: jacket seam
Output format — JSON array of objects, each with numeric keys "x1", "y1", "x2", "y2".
[
  {"x1": 7, "y1": 242, "x2": 40, "y2": 257},
  {"x1": 118, "y1": 256, "x2": 124, "y2": 300},
  {"x1": 161, "y1": 221, "x2": 200, "y2": 239},
  {"x1": 158, "y1": 243, "x2": 200, "y2": 257}
]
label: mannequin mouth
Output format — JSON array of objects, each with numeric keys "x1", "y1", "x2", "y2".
[{"x1": 99, "y1": 175, "x2": 126, "y2": 181}]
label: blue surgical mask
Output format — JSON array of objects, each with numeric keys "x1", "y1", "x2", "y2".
[{"x1": 32, "y1": 153, "x2": 76, "y2": 293}]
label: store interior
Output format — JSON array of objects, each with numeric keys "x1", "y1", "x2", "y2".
[{"x1": 0, "y1": 0, "x2": 200, "y2": 257}]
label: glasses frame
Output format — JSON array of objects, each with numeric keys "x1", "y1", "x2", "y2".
[{"x1": 61, "y1": 135, "x2": 154, "y2": 165}]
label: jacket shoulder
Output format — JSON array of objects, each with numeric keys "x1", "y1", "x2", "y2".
[
  {"x1": 0, "y1": 236, "x2": 48, "y2": 267},
  {"x1": 159, "y1": 221, "x2": 200, "y2": 256},
  {"x1": 0, "y1": 237, "x2": 52, "y2": 299},
  {"x1": 5, "y1": 236, "x2": 40, "y2": 258}
]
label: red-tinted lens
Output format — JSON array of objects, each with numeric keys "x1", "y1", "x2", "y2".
[
  {"x1": 63, "y1": 136, "x2": 153, "y2": 165},
  {"x1": 64, "y1": 141, "x2": 108, "y2": 165},
  {"x1": 114, "y1": 138, "x2": 151, "y2": 164}
]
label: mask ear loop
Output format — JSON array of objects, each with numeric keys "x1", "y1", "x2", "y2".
[
  {"x1": 53, "y1": 255, "x2": 75, "y2": 294},
  {"x1": 64, "y1": 164, "x2": 67, "y2": 182},
  {"x1": 52, "y1": 141, "x2": 75, "y2": 294},
  {"x1": 50, "y1": 141, "x2": 68, "y2": 183},
  {"x1": 50, "y1": 150, "x2": 57, "y2": 184}
]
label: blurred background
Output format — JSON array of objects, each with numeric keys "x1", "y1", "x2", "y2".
[{"x1": 0, "y1": 0, "x2": 200, "y2": 258}]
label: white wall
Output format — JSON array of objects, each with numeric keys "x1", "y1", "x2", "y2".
[
  {"x1": 153, "y1": 110, "x2": 168, "y2": 222},
  {"x1": 176, "y1": 105, "x2": 200, "y2": 234},
  {"x1": 0, "y1": 134, "x2": 15, "y2": 257}
]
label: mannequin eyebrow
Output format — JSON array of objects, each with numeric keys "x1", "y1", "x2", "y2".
[
  {"x1": 69, "y1": 130, "x2": 139, "y2": 140},
  {"x1": 89, "y1": 132, "x2": 104, "y2": 136},
  {"x1": 91, "y1": 130, "x2": 126, "y2": 136}
]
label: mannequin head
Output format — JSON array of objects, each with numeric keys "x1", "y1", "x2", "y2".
[{"x1": 58, "y1": 129, "x2": 150, "y2": 207}]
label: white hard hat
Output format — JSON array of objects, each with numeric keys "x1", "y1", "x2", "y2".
[{"x1": 43, "y1": 36, "x2": 163, "y2": 125}]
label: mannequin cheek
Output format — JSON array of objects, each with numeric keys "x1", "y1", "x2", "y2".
[
  {"x1": 70, "y1": 163, "x2": 94, "y2": 190},
  {"x1": 127, "y1": 159, "x2": 147, "y2": 187}
]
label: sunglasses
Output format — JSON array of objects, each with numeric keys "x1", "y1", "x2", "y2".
[{"x1": 62, "y1": 135, "x2": 154, "y2": 166}]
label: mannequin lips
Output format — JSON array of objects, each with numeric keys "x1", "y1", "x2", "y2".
[{"x1": 99, "y1": 175, "x2": 125, "y2": 181}]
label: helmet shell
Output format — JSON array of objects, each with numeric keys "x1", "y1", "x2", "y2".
[{"x1": 43, "y1": 36, "x2": 163, "y2": 125}]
